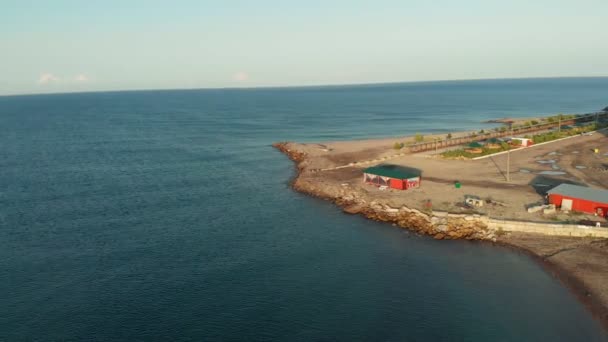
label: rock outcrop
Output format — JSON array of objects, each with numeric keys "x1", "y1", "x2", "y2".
[{"x1": 274, "y1": 142, "x2": 496, "y2": 241}]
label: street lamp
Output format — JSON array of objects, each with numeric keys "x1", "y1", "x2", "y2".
[{"x1": 506, "y1": 121, "x2": 513, "y2": 182}]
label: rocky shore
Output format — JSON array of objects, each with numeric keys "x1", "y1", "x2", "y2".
[
  {"x1": 273, "y1": 139, "x2": 608, "y2": 330},
  {"x1": 274, "y1": 142, "x2": 496, "y2": 241}
]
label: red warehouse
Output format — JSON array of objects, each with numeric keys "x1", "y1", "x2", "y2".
[
  {"x1": 547, "y1": 183, "x2": 608, "y2": 217},
  {"x1": 363, "y1": 164, "x2": 421, "y2": 190}
]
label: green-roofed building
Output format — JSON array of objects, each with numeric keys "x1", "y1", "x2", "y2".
[{"x1": 363, "y1": 164, "x2": 421, "y2": 190}]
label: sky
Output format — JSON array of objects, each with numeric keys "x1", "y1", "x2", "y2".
[{"x1": 1, "y1": 0, "x2": 608, "y2": 95}]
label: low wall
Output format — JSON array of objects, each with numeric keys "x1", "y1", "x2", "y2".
[{"x1": 488, "y1": 218, "x2": 608, "y2": 238}]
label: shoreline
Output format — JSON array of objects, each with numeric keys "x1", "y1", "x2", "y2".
[
  {"x1": 273, "y1": 134, "x2": 608, "y2": 330},
  {"x1": 495, "y1": 238, "x2": 608, "y2": 330}
]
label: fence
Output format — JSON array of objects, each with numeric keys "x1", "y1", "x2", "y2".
[{"x1": 407, "y1": 111, "x2": 607, "y2": 153}]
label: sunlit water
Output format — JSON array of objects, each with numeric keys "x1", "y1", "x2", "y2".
[{"x1": 2, "y1": 78, "x2": 608, "y2": 341}]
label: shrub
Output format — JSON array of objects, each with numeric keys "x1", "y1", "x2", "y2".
[
  {"x1": 531, "y1": 120, "x2": 539, "y2": 125},
  {"x1": 393, "y1": 142, "x2": 403, "y2": 150},
  {"x1": 415, "y1": 133, "x2": 424, "y2": 143},
  {"x1": 447, "y1": 133, "x2": 452, "y2": 139}
]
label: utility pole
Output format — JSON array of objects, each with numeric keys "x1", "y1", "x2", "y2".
[
  {"x1": 558, "y1": 115, "x2": 561, "y2": 133},
  {"x1": 506, "y1": 122, "x2": 513, "y2": 182}
]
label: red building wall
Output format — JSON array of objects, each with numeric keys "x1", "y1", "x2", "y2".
[
  {"x1": 405, "y1": 177, "x2": 420, "y2": 189},
  {"x1": 389, "y1": 178, "x2": 404, "y2": 190},
  {"x1": 364, "y1": 173, "x2": 422, "y2": 191},
  {"x1": 549, "y1": 194, "x2": 608, "y2": 216}
]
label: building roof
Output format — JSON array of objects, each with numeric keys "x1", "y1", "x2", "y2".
[
  {"x1": 363, "y1": 164, "x2": 421, "y2": 179},
  {"x1": 547, "y1": 184, "x2": 608, "y2": 204}
]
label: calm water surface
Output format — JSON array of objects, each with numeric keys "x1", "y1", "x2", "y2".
[{"x1": 2, "y1": 78, "x2": 608, "y2": 341}]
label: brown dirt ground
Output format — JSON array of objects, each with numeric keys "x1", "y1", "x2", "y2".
[{"x1": 294, "y1": 131, "x2": 608, "y2": 222}]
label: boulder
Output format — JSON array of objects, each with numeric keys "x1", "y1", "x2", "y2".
[
  {"x1": 343, "y1": 204, "x2": 363, "y2": 214},
  {"x1": 436, "y1": 225, "x2": 448, "y2": 232}
]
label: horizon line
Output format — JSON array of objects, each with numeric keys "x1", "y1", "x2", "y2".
[{"x1": 2, "y1": 75, "x2": 608, "y2": 98}]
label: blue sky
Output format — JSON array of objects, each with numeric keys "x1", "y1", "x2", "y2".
[{"x1": 1, "y1": 0, "x2": 607, "y2": 95}]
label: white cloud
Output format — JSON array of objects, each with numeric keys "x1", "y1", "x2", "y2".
[
  {"x1": 233, "y1": 71, "x2": 249, "y2": 82},
  {"x1": 74, "y1": 74, "x2": 89, "y2": 82},
  {"x1": 37, "y1": 73, "x2": 60, "y2": 84}
]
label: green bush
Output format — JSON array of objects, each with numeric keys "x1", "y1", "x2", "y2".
[{"x1": 415, "y1": 133, "x2": 424, "y2": 143}]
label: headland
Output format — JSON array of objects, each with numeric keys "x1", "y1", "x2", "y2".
[{"x1": 274, "y1": 111, "x2": 608, "y2": 328}]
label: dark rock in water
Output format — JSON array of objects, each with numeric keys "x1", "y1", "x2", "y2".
[{"x1": 602, "y1": 106, "x2": 608, "y2": 112}]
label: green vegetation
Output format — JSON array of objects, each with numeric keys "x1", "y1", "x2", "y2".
[
  {"x1": 441, "y1": 143, "x2": 513, "y2": 159},
  {"x1": 441, "y1": 122, "x2": 603, "y2": 159},
  {"x1": 393, "y1": 142, "x2": 404, "y2": 150},
  {"x1": 446, "y1": 133, "x2": 452, "y2": 139},
  {"x1": 531, "y1": 123, "x2": 600, "y2": 143},
  {"x1": 546, "y1": 114, "x2": 576, "y2": 124},
  {"x1": 414, "y1": 133, "x2": 424, "y2": 143}
]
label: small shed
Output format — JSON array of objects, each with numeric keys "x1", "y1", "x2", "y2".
[
  {"x1": 510, "y1": 137, "x2": 533, "y2": 147},
  {"x1": 547, "y1": 184, "x2": 608, "y2": 217},
  {"x1": 363, "y1": 164, "x2": 421, "y2": 190}
]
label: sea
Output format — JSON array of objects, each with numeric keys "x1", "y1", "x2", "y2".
[{"x1": 2, "y1": 77, "x2": 608, "y2": 341}]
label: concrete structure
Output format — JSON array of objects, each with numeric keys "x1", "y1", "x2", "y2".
[
  {"x1": 547, "y1": 184, "x2": 608, "y2": 217},
  {"x1": 510, "y1": 137, "x2": 533, "y2": 147},
  {"x1": 363, "y1": 164, "x2": 421, "y2": 190}
]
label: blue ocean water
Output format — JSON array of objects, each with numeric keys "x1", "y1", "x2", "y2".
[{"x1": 1, "y1": 78, "x2": 608, "y2": 341}]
